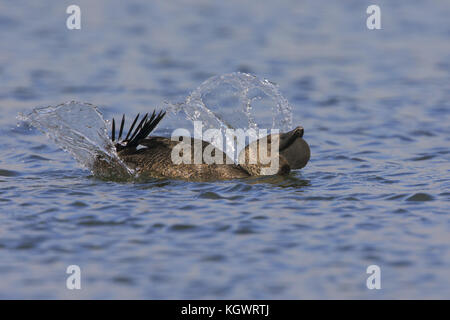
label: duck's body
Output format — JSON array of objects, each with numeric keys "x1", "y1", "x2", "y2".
[
  {"x1": 117, "y1": 136, "x2": 249, "y2": 180},
  {"x1": 94, "y1": 111, "x2": 310, "y2": 181}
]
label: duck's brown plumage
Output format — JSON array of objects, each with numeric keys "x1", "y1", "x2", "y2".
[{"x1": 95, "y1": 110, "x2": 310, "y2": 181}]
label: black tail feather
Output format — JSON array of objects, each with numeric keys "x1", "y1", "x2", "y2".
[
  {"x1": 129, "y1": 113, "x2": 149, "y2": 143},
  {"x1": 111, "y1": 110, "x2": 166, "y2": 150},
  {"x1": 124, "y1": 113, "x2": 140, "y2": 141},
  {"x1": 118, "y1": 114, "x2": 125, "y2": 140},
  {"x1": 112, "y1": 118, "x2": 116, "y2": 141}
]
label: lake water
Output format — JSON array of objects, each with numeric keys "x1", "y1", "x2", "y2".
[{"x1": 0, "y1": 0, "x2": 449, "y2": 299}]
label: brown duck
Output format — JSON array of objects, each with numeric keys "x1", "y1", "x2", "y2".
[{"x1": 94, "y1": 110, "x2": 310, "y2": 181}]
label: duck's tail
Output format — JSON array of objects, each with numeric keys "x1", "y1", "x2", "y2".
[{"x1": 111, "y1": 110, "x2": 166, "y2": 151}]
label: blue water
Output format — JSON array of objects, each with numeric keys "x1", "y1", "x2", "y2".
[{"x1": 0, "y1": 0, "x2": 449, "y2": 299}]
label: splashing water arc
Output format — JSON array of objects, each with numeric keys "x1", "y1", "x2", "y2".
[
  {"x1": 19, "y1": 101, "x2": 132, "y2": 179},
  {"x1": 174, "y1": 72, "x2": 293, "y2": 132},
  {"x1": 166, "y1": 72, "x2": 294, "y2": 162},
  {"x1": 20, "y1": 73, "x2": 294, "y2": 177}
]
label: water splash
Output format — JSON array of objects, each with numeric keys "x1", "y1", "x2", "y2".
[
  {"x1": 166, "y1": 72, "x2": 293, "y2": 161},
  {"x1": 18, "y1": 101, "x2": 132, "y2": 180},
  {"x1": 20, "y1": 73, "x2": 293, "y2": 177},
  {"x1": 168, "y1": 72, "x2": 292, "y2": 131}
]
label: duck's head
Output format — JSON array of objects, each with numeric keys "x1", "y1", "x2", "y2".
[
  {"x1": 279, "y1": 126, "x2": 310, "y2": 170},
  {"x1": 238, "y1": 125, "x2": 311, "y2": 176}
]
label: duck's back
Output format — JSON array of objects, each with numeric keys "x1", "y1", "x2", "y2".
[{"x1": 118, "y1": 136, "x2": 249, "y2": 181}]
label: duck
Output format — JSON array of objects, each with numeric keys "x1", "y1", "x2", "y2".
[{"x1": 93, "y1": 110, "x2": 310, "y2": 181}]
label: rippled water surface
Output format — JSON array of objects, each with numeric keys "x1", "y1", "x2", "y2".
[{"x1": 1, "y1": 0, "x2": 449, "y2": 299}]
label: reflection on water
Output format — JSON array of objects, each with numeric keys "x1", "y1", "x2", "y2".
[{"x1": 0, "y1": 0, "x2": 449, "y2": 299}]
